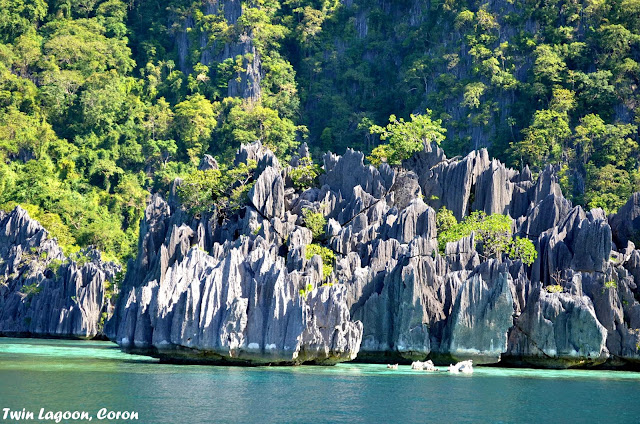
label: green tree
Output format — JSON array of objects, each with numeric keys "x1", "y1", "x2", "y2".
[
  {"x1": 289, "y1": 156, "x2": 321, "y2": 190},
  {"x1": 302, "y1": 208, "x2": 326, "y2": 241},
  {"x1": 304, "y1": 243, "x2": 335, "y2": 280},
  {"x1": 585, "y1": 164, "x2": 636, "y2": 213},
  {"x1": 173, "y1": 94, "x2": 219, "y2": 162},
  {"x1": 511, "y1": 109, "x2": 570, "y2": 167},
  {"x1": 574, "y1": 114, "x2": 606, "y2": 164},
  {"x1": 367, "y1": 110, "x2": 447, "y2": 165},
  {"x1": 0, "y1": 0, "x2": 47, "y2": 42},
  {"x1": 533, "y1": 44, "x2": 566, "y2": 85},
  {"x1": 224, "y1": 100, "x2": 301, "y2": 160},
  {"x1": 438, "y1": 211, "x2": 537, "y2": 265},
  {"x1": 177, "y1": 160, "x2": 257, "y2": 216}
]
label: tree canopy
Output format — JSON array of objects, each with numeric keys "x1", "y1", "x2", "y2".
[{"x1": 1, "y1": 0, "x2": 639, "y2": 265}]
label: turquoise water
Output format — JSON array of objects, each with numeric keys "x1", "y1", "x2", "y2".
[{"x1": 1, "y1": 338, "x2": 640, "y2": 423}]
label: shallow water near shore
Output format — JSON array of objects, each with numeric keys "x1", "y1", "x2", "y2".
[{"x1": 1, "y1": 338, "x2": 639, "y2": 423}]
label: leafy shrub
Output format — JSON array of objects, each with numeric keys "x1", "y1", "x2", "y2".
[
  {"x1": 20, "y1": 283, "x2": 41, "y2": 297},
  {"x1": 437, "y1": 211, "x2": 511, "y2": 255},
  {"x1": 437, "y1": 210, "x2": 537, "y2": 265},
  {"x1": 97, "y1": 312, "x2": 108, "y2": 333},
  {"x1": 71, "y1": 251, "x2": 92, "y2": 267},
  {"x1": 436, "y1": 206, "x2": 457, "y2": 235},
  {"x1": 46, "y1": 259, "x2": 64, "y2": 274},
  {"x1": 289, "y1": 157, "x2": 321, "y2": 190},
  {"x1": 367, "y1": 111, "x2": 447, "y2": 166},
  {"x1": 546, "y1": 285, "x2": 563, "y2": 293},
  {"x1": 299, "y1": 283, "x2": 314, "y2": 300},
  {"x1": 509, "y1": 237, "x2": 538, "y2": 266},
  {"x1": 302, "y1": 209, "x2": 326, "y2": 240},
  {"x1": 602, "y1": 280, "x2": 618, "y2": 294},
  {"x1": 104, "y1": 279, "x2": 115, "y2": 301},
  {"x1": 305, "y1": 243, "x2": 335, "y2": 279}
]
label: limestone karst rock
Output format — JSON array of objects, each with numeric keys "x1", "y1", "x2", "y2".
[
  {"x1": 506, "y1": 290, "x2": 609, "y2": 367},
  {"x1": 440, "y1": 261, "x2": 516, "y2": 364},
  {"x1": 0, "y1": 207, "x2": 119, "y2": 338},
  {"x1": 103, "y1": 141, "x2": 640, "y2": 368},
  {"x1": 9, "y1": 140, "x2": 640, "y2": 369},
  {"x1": 610, "y1": 193, "x2": 640, "y2": 247},
  {"x1": 106, "y1": 166, "x2": 362, "y2": 364},
  {"x1": 249, "y1": 166, "x2": 285, "y2": 219}
]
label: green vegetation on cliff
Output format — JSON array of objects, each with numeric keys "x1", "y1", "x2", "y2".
[
  {"x1": 0, "y1": 0, "x2": 638, "y2": 262},
  {"x1": 437, "y1": 208, "x2": 538, "y2": 265}
]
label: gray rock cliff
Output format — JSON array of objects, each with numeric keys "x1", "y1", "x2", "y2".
[
  {"x1": 12, "y1": 140, "x2": 640, "y2": 369},
  {"x1": 106, "y1": 149, "x2": 363, "y2": 364},
  {"x1": 0, "y1": 207, "x2": 119, "y2": 338}
]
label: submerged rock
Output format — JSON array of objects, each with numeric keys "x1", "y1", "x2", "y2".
[
  {"x1": 448, "y1": 359, "x2": 474, "y2": 373},
  {"x1": 411, "y1": 359, "x2": 436, "y2": 371}
]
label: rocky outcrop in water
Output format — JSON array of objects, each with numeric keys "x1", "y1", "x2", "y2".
[
  {"x1": 10, "y1": 140, "x2": 640, "y2": 369},
  {"x1": 102, "y1": 140, "x2": 640, "y2": 368},
  {"x1": 106, "y1": 142, "x2": 362, "y2": 364},
  {"x1": 0, "y1": 207, "x2": 119, "y2": 338}
]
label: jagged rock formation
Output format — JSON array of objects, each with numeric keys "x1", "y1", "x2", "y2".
[
  {"x1": 8, "y1": 140, "x2": 640, "y2": 369},
  {"x1": 610, "y1": 193, "x2": 640, "y2": 248},
  {"x1": 440, "y1": 261, "x2": 515, "y2": 364},
  {"x1": 507, "y1": 290, "x2": 608, "y2": 368},
  {"x1": 103, "y1": 140, "x2": 640, "y2": 368},
  {"x1": 0, "y1": 207, "x2": 119, "y2": 338},
  {"x1": 106, "y1": 142, "x2": 362, "y2": 365}
]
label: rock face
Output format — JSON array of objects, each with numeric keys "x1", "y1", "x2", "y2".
[
  {"x1": 249, "y1": 166, "x2": 285, "y2": 219},
  {"x1": 102, "y1": 141, "x2": 640, "y2": 368},
  {"x1": 0, "y1": 207, "x2": 119, "y2": 338},
  {"x1": 106, "y1": 184, "x2": 362, "y2": 364},
  {"x1": 13, "y1": 140, "x2": 640, "y2": 369},
  {"x1": 175, "y1": 0, "x2": 261, "y2": 102},
  {"x1": 506, "y1": 291, "x2": 608, "y2": 367},
  {"x1": 111, "y1": 243, "x2": 361, "y2": 364},
  {"x1": 441, "y1": 262, "x2": 515, "y2": 364},
  {"x1": 610, "y1": 193, "x2": 640, "y2": 247}
]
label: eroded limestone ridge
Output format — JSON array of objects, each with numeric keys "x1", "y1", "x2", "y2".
[
  {"x1": 102, "y1": 141, "x2": 640, "y2": 367},
  {"x1": 0, "y1": 207, "x2": 120, "y2": 338},
  {"x1": 104, "y1": 145, "x2": 363, "y2": 364},
  {"x1": 5, "y1": 141, "x2": 640, "y2": 368}
]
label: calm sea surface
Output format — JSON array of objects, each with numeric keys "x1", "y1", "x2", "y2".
[{"x1": 1, "y1": 338, "x2": 639, "y2": 423}]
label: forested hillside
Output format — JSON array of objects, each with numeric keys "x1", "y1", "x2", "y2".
[{"x1": 1, "y1": 0, "x2": 639, "y2": 263}]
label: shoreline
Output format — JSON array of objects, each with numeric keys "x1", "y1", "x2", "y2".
[{"x1": 3, "y1": 335, "x2": 640, "y2": 372}]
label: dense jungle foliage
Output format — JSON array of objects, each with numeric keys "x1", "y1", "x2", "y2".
[{"x1": 0, "y1": 0, "x2": 638, "y2": 263}]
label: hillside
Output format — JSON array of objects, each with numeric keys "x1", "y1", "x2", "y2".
[{"x1": 0, "y1": 0, "x2": 639, "y2": 264}]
